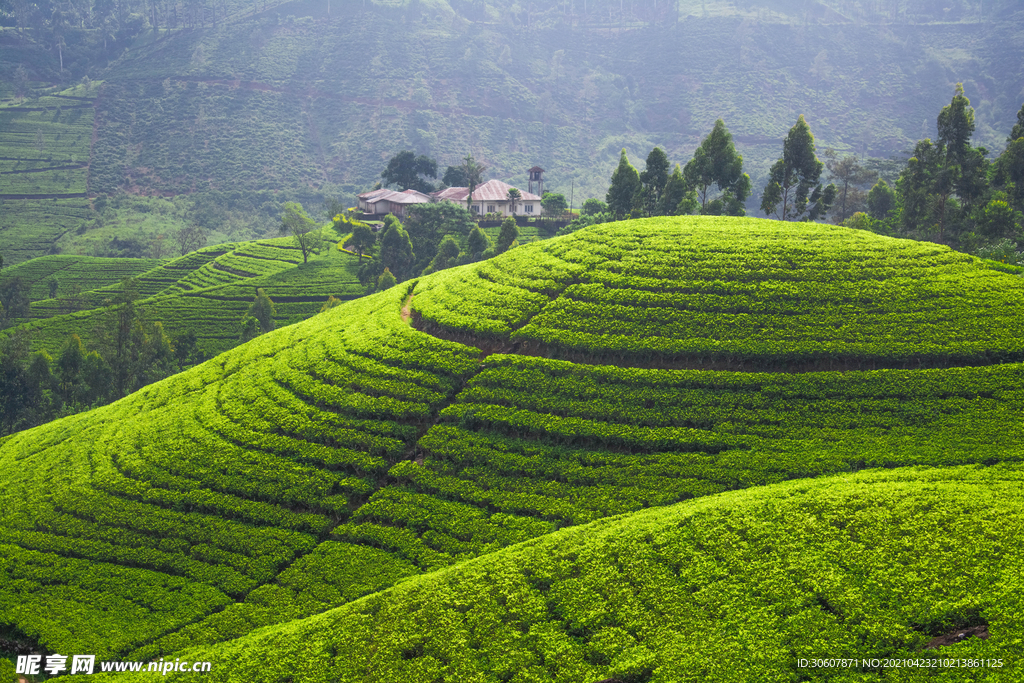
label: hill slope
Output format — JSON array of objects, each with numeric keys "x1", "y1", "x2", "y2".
[
  {"x1": 3, "y1": 233, "x2": 363, "y2": 358},
  {"x1": 2, "y1": 216, "x2": 1024, "y2": 669},
  {"x1": 86, "y1": 463, "x2": 1024, "y2": 682}
]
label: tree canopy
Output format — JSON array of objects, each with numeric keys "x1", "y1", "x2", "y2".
[
  {"x1": 824, "y1": 150, "x2": 876, "y2": 224},
  {"x1": 378, "y1": 220, "x2": 416, "y2": 281},
  {"x1": 638, "y1": 147, "x2": 670, "y2": 217},
  {"x1": 761, "y1": 115, "x2": 836, "y2": 221},
  {"x1": 541, "y1": 192, "x2": 568, "y2": 217},
  {"x1": 896, "y1": 84, "x2": 989, "y2": 242},
  {"x1": 684, "y1": 120, "x2": 750, "y2": 215},
  {"x1": 381, "y1": 151, "x2": 438, "y2": 194},
  {"x1": 606, "y1": 149, "x2": 641, "y2": 219},
  {"x1": 280, "y1": 202, "x2": 323, "y2": 264},
  {"x1": 404, "y1": 202, "x2": 474, "y2": 274}
]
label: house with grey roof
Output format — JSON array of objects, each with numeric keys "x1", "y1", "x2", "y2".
[{"x1": 356, "y1": 188, "x2": 432, "y2": 217}]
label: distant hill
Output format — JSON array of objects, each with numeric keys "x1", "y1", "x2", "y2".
[
  {"x1": 1, "y1": 0, "x2": 1022, "y2": 263},
  {"x1": 2, "y1": 216, "x2": 1023, "y2": 670}
]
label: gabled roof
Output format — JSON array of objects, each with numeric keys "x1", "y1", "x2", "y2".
[
  {"x1": 432, "y1": 186, "x2": 470, "y2": 202},
  {"x1": 434, "y1": 179, "x2": 541, "y2": 203},
  {"x1": 367, "y1": 189, "x2": 432, "y2": 205},
  {"x1": 357, "y1": 188, "x2": 390, "y2": 200}
]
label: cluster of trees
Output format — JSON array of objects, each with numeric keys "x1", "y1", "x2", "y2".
[
  {"x1": 834, "y1": 88, "x2": 1024, "y2": 263},
  {"x1": 580, "y1": 88, "x2": 1023, "y2": 265},
  {"x1": 0, "y1": 277, "x2": 200, "y2": 435},
  {"x1": 602, "y1": 119, "x2": 756, "y2": 222},
  {"x1": 345, "y1": 204, "x2": 519, "y2": 291},
  {"x1": 380, "y1": 151, "x2": 488, "y2": 198}
]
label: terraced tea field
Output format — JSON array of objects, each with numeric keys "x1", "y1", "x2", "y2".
[
  {"x1": 1, "y1": 255, "x2": 165, "y2": 301},
  {"x1": 2, "y1": 217, "x2": 1023, "y2": 681},
  {"x1": 5, "y1": 235, "x2": 363, "y2": 358},
  {"x1": 0, "y1": 89, "x2": 97, "y2": 263}
]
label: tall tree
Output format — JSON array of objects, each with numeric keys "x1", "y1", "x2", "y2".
[
  {"x1": 938, "y1": 84, "x2": 988, "y2": 221},
  {"x1": 280, "y1": 202, "x2": 323, "y2": 264},
  {"x1": 378, "y1": 220, "x2": 416, "y2": 281},
  {"x1": 497, "y1": 217, "x2": 518, "y2": 253},
  {"x1": 867, "y1": 179, "x2": 896, "y2": 220},
  {"x1": 684, "y1": 120, "x2": 751, "y2": 215},
  {"x1": 896, "y1": 85, "x2": 989, "y2": 243},
  {"x1": 761, "y1": 115, "x2": 836, "y2": 221},
  {"x1": 896, "y1": 139, "x2": 941, "y2": 236},
  {"x1": 638, "y1": 147, "x2": 670, "y2": 216},
  {"x1": 57, "y1": 334, "x2": 85, "y2": 405},
  {"x1": 247, "y1": 288, "x2": 276, "y2": 333},
  {"x1": 658, "y1": 164, "x2": 689, "y2": 216},
  {"x1": 0, "y1": 276, "x2": 29, "y2": 328},
  {"x1": 994, "y1": 104, "x2": 1024, "y2": 214},
  {"x1": 381, "y1": 150, "x2": 438, "y2": 194},
  {"x1": 606, "y1": 148, "x2": 641, "y2": 219},
  {"x1": 824, "y1": 150, "x2": 875, "y2": 223}
]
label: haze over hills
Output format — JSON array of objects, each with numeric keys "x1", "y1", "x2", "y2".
[{"x1": 1, "y1": 0, "x2": 1023, "y2": 262}]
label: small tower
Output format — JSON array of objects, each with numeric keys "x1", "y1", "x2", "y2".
[{"x1": 528, "y1": 166, "x2": 545, "y2": 196}]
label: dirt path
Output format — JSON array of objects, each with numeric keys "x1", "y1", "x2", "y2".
[{"x1": 400, "y1": 293, "x2": 413, "y2": 324}]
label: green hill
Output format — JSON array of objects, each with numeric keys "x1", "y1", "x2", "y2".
[
  {"x1": 2, "y1": 216, "x2": 1024, "y2": 674},
  {"x1": 0, "y1": 255, "x2": 165, "y2": 301},
  {"x1": 85, "y1": 463, "x2": 1024, "y2": 682},
  {"x1": 4, "y1": 234, "x2": 364, "y2": 358}
]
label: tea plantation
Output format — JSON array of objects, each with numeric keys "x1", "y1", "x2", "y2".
[
  {"x1": 2, "y1": 216, "x2": 1023, "y2": 681},
  {"x1": 4, "y1": 234, "x2": 363, "y2": 358},
  {"x1": 1, "y1": 254, "x2": 165, "y2": 302}
]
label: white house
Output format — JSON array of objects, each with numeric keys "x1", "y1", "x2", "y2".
[
  {"x1": 432, "y1": 179, "x2": 541, "y2": 217},
  {"x1": 357, "y1": 179, "x2": 541, "y2": 219}
]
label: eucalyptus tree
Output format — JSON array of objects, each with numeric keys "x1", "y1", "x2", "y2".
[
  {"x1": 896, "y1": 84, "x2": 989, "y2": 242},
  {"x1": 684, "y1": 120, "x2": 750, "y2": 215},
  {"x1": 638, "y1": 147, "x2": 669, "y2": 216},
  {"x1": 606, "y1": 148, "x2": 641, "y2": 219},
  {"x1": 761, "y1": 115, "x2": 835, "y2": 221}
]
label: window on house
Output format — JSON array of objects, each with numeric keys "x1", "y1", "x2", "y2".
[
  {"x1": 487, "y1": 205, "x2": 495, "y2": 213},
  {"x1": 471, "y1": 205, "x2": 479, "y2": 213},
  {"x1": 525, "y1": 204, "x2": 534, "y2": 213}
]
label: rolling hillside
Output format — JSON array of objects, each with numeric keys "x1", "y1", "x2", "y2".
[
  {"x1": 0, "y1": 255, "x2": 165, "y2": 302},
  {"x1": 2, "y1": 216, "x2": 1024, "y2": 679},
  {"x1": 2, "y1": 243, "x2": 363, "y2": 359}
]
